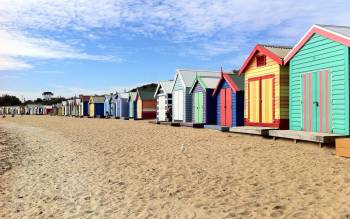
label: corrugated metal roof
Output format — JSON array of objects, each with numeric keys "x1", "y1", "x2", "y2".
[
  {"x1": 261, "y1": 45, "x2": 292, "y2": 59},
  {"x1": 317, "y1": 24, "x2": 350, "y2": 38},
  {"x1": 118, "y1": 92, "x2": 129, "y2": 99},
  {"x1": 176, "y1": 69, "x2": 220, "y2": 88},
  {"x1": 228, "y1": 73, "x2": 244, "y2": 90},
  {"x1": 91, "y1": 96, "x2": 105, "y2": 103},
  {"x1": 200, "y1": 75, "x2": 221, "y2": 89},
  {"x1": 137, "y1": 84, "x2": 157, "y2": 100},
  {"x1": 159, "y1": 80, "x2": 174, "y2": 94}
]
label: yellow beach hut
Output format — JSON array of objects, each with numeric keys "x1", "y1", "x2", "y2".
[{"x1": 238, "y1": 44, "x2": 292, "y2": 129}]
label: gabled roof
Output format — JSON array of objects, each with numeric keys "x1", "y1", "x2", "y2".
[
  {"x1": 89, "y1": 96, "x2": 105, "y2": 103},
  {"x1": 171, "y1": 69, "x2": 220, "y2": 91},
  {"x1": 189, "y1": 74, "x2": 221, "y2": 93},
  {"x1": 129, "y1": 92, "x2": 137, "y2": 101},
  {"x1": 117, "y1": 92, "x2": 129, "y2": 99},
  {"x1": 285, "y1": 24, "x2": 350, "y2": 63},
  {"x1": 137, "y1": 84, "x2": 157, "y2": 100},
  {"x1": 80, "y1": 95, "x2": 90, "y2": 102},
  {"x1": 212, "y1": 72, "x2": 245, "y2": 96},
  {"x1": 238, "y1": 44, "x2": 292, "y2": 75},
  {"x1": 154, "y1": 80, "x2": 174, "y2": 98}
]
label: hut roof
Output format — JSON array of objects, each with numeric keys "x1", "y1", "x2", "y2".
[
  {"x1": 89, "y1": 96, "x2": 105, "y2": 103},
  {"x1": 137, "y1": 84, "x2": 157, "y2": 100},
  {"x1": 154, "y1": 80, "x2": 173, "y2": 98},
  {"x1": 212, "y1": 72, "x2": 245, "y2": 96},
  {"x1": 171, "y1": 69, "x2": 220, "y2": 91},
  {"x1": 238, "y1": 44, "x2": 292, "y2": 75},
  {"x1": 117, "y1": 92, "x2": 129, "y2": 99},
  {"x1": 189, "y1": 74, "x2": 221, "y2": 93},
  {"x1": 80, "y1": 95, "x2": 90, "y2": 102},
  {"x1": 285, "y1": 24, "x2": 350, "y2": 63},
  {"x1": 129, "y1": 92, "x2": 137, "y2": 101}
]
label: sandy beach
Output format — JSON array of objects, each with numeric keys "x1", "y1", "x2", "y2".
[{"x1": 0, "y1": 116, "x2": 350, "y2": 218}]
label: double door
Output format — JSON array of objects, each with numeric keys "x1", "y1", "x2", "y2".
[
  {"x1": 248, "y1": 75, "x2": 274, "y2": 126},
  {"x1": 302, "y1": 71, "x2": 332, "y2": 133}
]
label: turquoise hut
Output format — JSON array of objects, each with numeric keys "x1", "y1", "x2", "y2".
[{"x1": 285, "y1": 24, "x2": 350, "y2": 135}]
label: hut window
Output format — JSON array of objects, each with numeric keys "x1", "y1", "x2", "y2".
[{"x1": 256, "y1": 55, "x2": 266, "y2": 67}]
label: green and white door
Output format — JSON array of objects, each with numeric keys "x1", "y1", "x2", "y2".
[
  {"x1": 301, "y1": 70, "x2": 332, "y2": 133},
  {"x1": 194, "y1": 92, "x2": 204, "y2": 123}
]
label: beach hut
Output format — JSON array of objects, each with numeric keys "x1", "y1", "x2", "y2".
[
  {"x1": 171, "y1": 69, "x2": 220, "y2": 123},
  {"x1": 238, "y1": 44, "x2": 292, "y2": 129},
  {"x1": 128, "y1": 90, "x2": 137, "y2": 119},
  {"x1": 135, "y1": 84, "x2": 158, "y2": 120},
  {"x1": 212, "y1": 71, "x2": 245, "y2": 127},
  {"x1": 154, "y1": 80, "x2": 173, "y2": 122},
  {"x1": 110, "y1": 94, "x2": 118, "y2": 118},
  {"x1": 79, "y1": 95, "x2": 90, "y2": 117},
  {"x1": 284, "y1": 24, "x2": 350, "y2": 135},
  {"x1": 71, "y1": 97, "x2": 80, "y2": 117},
  {"x1": 104, "y1": 94, "x2": 112, "y2": 117},
  {"x1": 189, "y1": 74, "x2": 221, "y2": 124},
  {"x1": 62, "y1": 101, "x2": 68, "y2": 116},
  {"x1": 115, "y1": 92, "x2": 129, "y2": 118},
  {"x1": 89, "y1": 96, "x2": 105, "y2": 118}
]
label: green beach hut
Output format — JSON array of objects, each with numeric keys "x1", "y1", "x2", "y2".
[{"x1": 285, "y1": 24, "x2": 350, "y2": 135}]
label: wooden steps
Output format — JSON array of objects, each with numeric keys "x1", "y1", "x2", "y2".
[{"x1": 180, "y1": 123, "x2": 204, "y2": 128}]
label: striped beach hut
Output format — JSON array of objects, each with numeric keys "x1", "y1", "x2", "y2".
[
  {"x1": 189, "y1": 74, "x2": 221, "y2": 124},
  {"x1": 128, "y1": 90, "x2": 137, "y2": 119},
  {"x1": 79, "y1": 95, "x2": 90, "y2": 117},
  {"x1": 171, "y1": 69, "x2": 220, "y2": 123},
  {"x1": 135, "y1": 83, "x2": 158, "y2": 120},
  {"x1": 212, "y1": 71, "x2": 245, "y2": 127},
  {"x1": 116, "y1": 92, "x2": 129, "y2": 118},
  {"x1": 239, "y1": 44, "x2": 292, "y2": 129},
  {"x1": 154, "y1": 80, "x2": 173, "y2": 122},
  {"x1": 285, "y1": 24, "x2": 350, "y2": 135},
  {"x1": 62, "y1": 101, "x2": 68, "y2": 116},
  {"x1": 72, "y1": 97, "x2": 80, "y2": 117},
  {"x1": 104, "y1": 94, "x2": 112, "y2": 117},
  {"x1": 89, "y1": 96, "x2": 105, "y2": 118},
  {"x1": 67, "y1": 99, "x2": 75, "y2": 116}
]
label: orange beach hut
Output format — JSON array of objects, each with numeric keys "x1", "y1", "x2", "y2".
[{"x1": 238, "y1": 44, "x2": 292, "y2": 129}]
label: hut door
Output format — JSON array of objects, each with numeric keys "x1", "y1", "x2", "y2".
[
  {"x1": 302, "y1": 71, "x2": 331, "y2": 133},
  {"x1": 248, "y1": 75, "x2": 274, "y2": 126},
  {"x1": 220, "y1": 89, "x2": 232, "y2": 126},
  {"x1": 194, "y1": 92, "x2": 204, "y2": 123},
  {"x1": 173, "y1": 90, "x2": 183, "y2": 121},
  {"x1": 158, "y1": 95, "x2": 166, "y2": 121},
  {"x1": 129, "y1": 101, "x2": 134, "y2": 118}
]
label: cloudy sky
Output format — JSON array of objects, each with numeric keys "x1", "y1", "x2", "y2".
[{"x1": 0, "y1": 0, "x2": 350, "y2": 100}]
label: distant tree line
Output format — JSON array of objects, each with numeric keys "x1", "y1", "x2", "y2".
[
  {"x1": 0, "y1": 94, "x2": 66, "y2": 106},
  {"x1": 24, "y1": 97, "x2": 66, "y2": 105},
  {"x1": 0, "y1": 95, "x2": 22, "y2": 106}
]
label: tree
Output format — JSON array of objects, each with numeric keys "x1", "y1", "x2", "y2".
[{"x1": 0, "y1": 95, "x2": 22, "y2": 106}]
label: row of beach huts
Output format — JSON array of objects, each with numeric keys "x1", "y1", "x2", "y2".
[{"x1": 2, "y1": 24, "x2": 350, "y2": 150}]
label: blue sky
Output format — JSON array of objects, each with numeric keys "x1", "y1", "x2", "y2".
[{"x1": 1, "y1": 0, "x2": 350, "y2": 100}]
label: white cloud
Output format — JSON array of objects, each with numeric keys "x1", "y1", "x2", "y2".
[
  {"x1": 0, "y1": 56, "x2": 32, "y2": 70},
  {"x1": 0, "y1": 0, "x2": 350, "y2": 67}
]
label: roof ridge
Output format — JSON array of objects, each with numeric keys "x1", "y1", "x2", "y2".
[
  {"x1": 316, "y1": 24, "x2": 350, "y2": 29},
  {"x1": 260, "y1": 44, "x2": 293, "y2": 49}
]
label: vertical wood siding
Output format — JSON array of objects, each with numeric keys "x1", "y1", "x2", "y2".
[
  {"x1": 192, "y1": 82, "x2": 206, "y2": 123},
  {"x1": 243, "y1": 50, "x2": 288, "y2": 127},
  {"x1": 290, "y1": 34, "x2": 350, "y2": 135},
  {"x1": 216, "y1": 80, "x2": 244, "y2": 127}
]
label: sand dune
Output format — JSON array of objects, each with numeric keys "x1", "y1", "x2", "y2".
[{"x1": 0, "y1": 116, "x2": 350, "y2": 218}]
